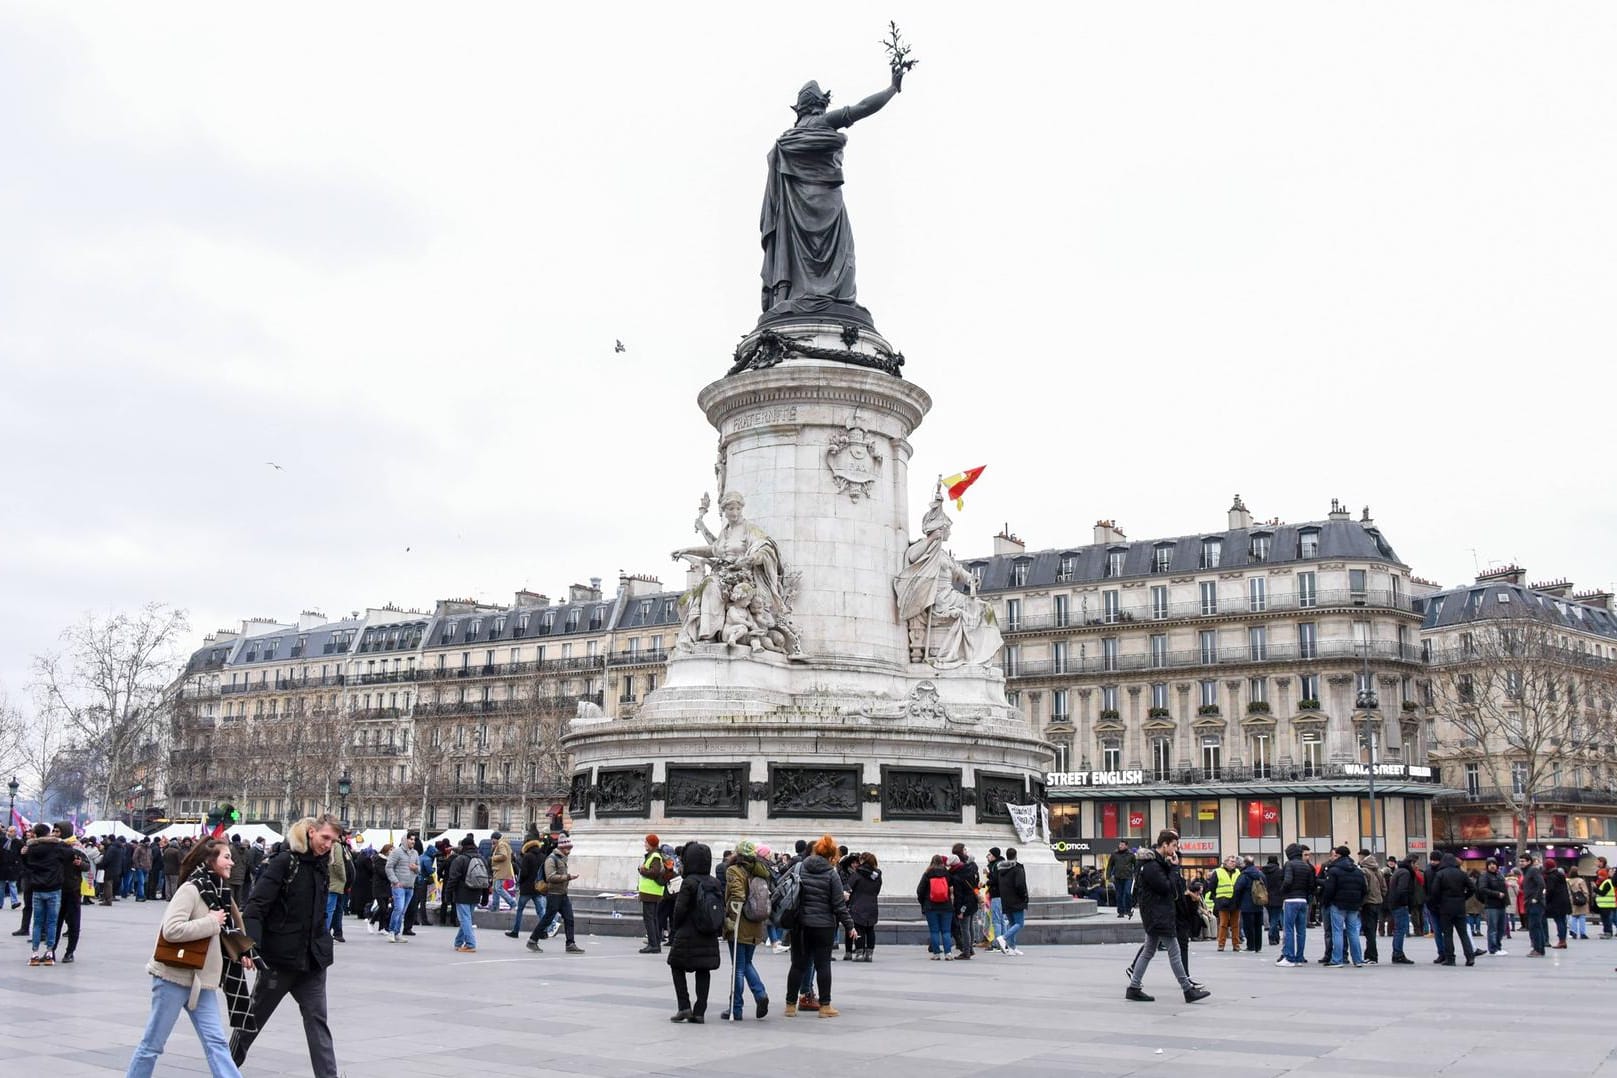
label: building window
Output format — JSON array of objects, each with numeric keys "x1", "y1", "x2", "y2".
[
  {"x1": 1198, "y1": 679, "x2": 1217, "y2": 708},
  {"x1": 1250, "y1": 534, "x2": 1271, "y2": 561},
  {"x1": 1457, "y1": 673, "x2": 1474, "y2": 703},
  {"x1": 1153, "y1": 545, "x2": 1174, "y2": 574},
  {"x1": 1405, "y1": 799, "x2": 1428, "y2": 838},
  {"x1": 1358, "y1": 798, "x2": 1387, "y2": 844},
  {"x1": 1349, "y1": 569, "x2": 1368, "y2": 603},
  {"x1": 1099, "y1": 800, "x2": 1150, "y2": 839},
  {"x1": 1464, "y1": 762, "x2": 1481, "y2": 797},
  {"x1": 1248, "y1": 577, "x2": 1267, "y2": 613},
  {"x1": 1299, "y1": 529, "x2": 1320, "y2": 560},
  {"x1": 1150, "y1": 682, "x2": 1169, "y2": 711},
  {"x1": 1201, "y1": 538, "x2": 1222, "y2": 569},
  {"x1": 1248, "y1": 626, "x2": 1267, "y2": 662},
  {"x1": 1243, "y1": 798, "x2": 1280, "y2": 837},
  {"x1": 1298, "y1": 673, "x2": 1320, "y2": 702},
  {"x1": 1200, "y1": 581, "x2": 1218, "y2": 616},
  {"x1": 1052, "y1": 641, "x2": 1069, "y2": 675},
  {"x1": 1299, "y1": 732, "x2": 1323, "y2": 777},
  {"x1": 1054, "y1": 594, "x2": 1070, "y2": 628},
  {"x1": 1291, "y1": 797, "x2": 1326, "y2": 839},
  {"x1": 1101, "y1": 685, "x2": 1119, "y2": 712},
  {"x1": 1004, "y1": 645, "x2": 1021, "y2": 677},
  {"x1": 1170, "y1": 799, "x2": 1220, "y2": 838},
  {"x1": 1297, "y1": 571, "x2": 1317, "y2": 609},
  {"x1": 1103, "y1": 590, "x2": 1120, "y2": 624},
  {"x1": 1201, "y1": 736, "x2": 1222, "y2": 777},
  {"x1": 1151, "y1": 738, "x2": 1173, "y2": 781},
  {"x1": 1511, "y1": 762, "x2": 1528, "y2": 796},
  {"x1": 1106, "y1": 549, "x2": 1127, "y2": 578},
  {"x1": 1298, "y1": 622, "x2": 1317, "y2": 661},
  {"x1": 1057, "y1": 554, "x2": 1077, "y2": 582},
  {"x1": 1151, "y1": 586, "x2": 1169, "y2": 620},
  {"x1": 1005, "y1": 598, "x2": 1022, "y2": 631},
  {"x1": 1052, "y1": 689, "x2": 1069, "y2": 722},
  {"x1": 1248, "y1": 677, "x2": 1267, "y2": 704},
  {"x1": 1101, "y1": 740, "x2": 1122, "y2": 771},
  {"x1": 1251, "y1": 736, "x2": 1272, "y2": 780},
  {"x1": 1150, "y1": 634, "x2": 1168, "y2": 669},
  {"x1": 1012, "y1": 560, "x2": 1029, "y2": 587},
  {"x1": 1199, "y1": 630, "x2": 1217, "y2": 665}
]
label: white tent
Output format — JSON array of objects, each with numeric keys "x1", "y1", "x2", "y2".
[
  {"x1": 424, "y1": 829, "x2": 503, "y2": 851},
  {"x1": 148, "y1": 822, "x2": 205, "y2": 841},
  {"x1": 349, "y1": 827, "x2": 410, "y2": 851},
  {"x1": 81, "y1": 820, "x2": 144, "y2": 841},
  {"x1": 143, "y1": 822, "x2": 284, "y2": 845},
  {"x1": 226, "y1": 823, "x2": 283, "y2": 845}
]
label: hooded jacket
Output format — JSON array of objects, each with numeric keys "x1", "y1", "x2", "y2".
[
  {"x1": 997, "y1": 858, "x2": 1029, "y2": 914},
  {"x1": 445, "y1": 843, "x2": 488, "y2": 906},
  {"x1": 1279, "y1": 844, "x2": 1315, "y2": 902},
  {"x1": 1233, "y1": 863, "x2": 1266, "y2": 913},
  {"x1": 1359, "y1": 856, "x2": 1385, "y2": 905},
  {"x1": 725, "y1": 854, "x2": 775, "y2": 946},
  {"x1": 22, "y1": 834, "x2": 86, "y2": 892},
  {"x1": 796, "y1": 853, "x2": 854, "y2": 931},
  {"x1": 244, "y1": 818, "x2": 334, "y2": 974},
  {"x1": 667, "y1": 841, "x2": 721, "y2": 972},
  {"x1": 518, "y1": 839, "x2": 548, "y2": 897},
  {"x1": 1431, "y1": 854, "x2": 1475, "y2": 913},
  {"x1": 847, "y1": 862, "x2": 883, "y2": 925},
  {"x1": 490, "y1": 837, "x2": 514, "y2": 881},
  {"x1": 1134, "y1": 847, "x2": 1183, "y2": 935},
  {"x1": 1476, "y1": 868, "x2": 1508, "y2": 909},
  {"x1": 1545, "y1": 866, "x2": 1572, "y2": 916},
  {"x1": 1321, "y1": 853, "x2": 1367, "y2": 911},
  {"x1": 1260, "y1": 860, "x2": 1285, "y2": 908},
  {"x1": 916, "y1": 865, "x2": 953, "y2": 913}
]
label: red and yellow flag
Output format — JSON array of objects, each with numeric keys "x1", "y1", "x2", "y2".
[{"x1": 943, "y1": 466, "x2": 986, "y2": 510}]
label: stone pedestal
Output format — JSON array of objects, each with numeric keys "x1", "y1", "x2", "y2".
[{"x1": 564, "y1": 324, "x2": 1060, "y2": 898}]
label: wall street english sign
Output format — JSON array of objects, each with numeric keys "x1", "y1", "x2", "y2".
[{"x1": 1045, "y1": 770, "x2": 1146, "y2": 789}]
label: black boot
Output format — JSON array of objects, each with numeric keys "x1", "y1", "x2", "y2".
[{"x1": 1125, "y1": 986, "x2": 1154, "y2": 1002}]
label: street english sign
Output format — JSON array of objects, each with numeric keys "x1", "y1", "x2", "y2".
[
  {"x1": 1342, "y1": 763, "x2": 1434, "y2": 780},
  {"x1": 1045, "y1": 770, "x2": 1145, "y2": 788}
]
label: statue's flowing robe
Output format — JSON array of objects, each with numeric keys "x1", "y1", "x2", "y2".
[
  {"x1": 895, "y1": 535, "x2": 1004, "y2": 667},
  {"x1": 760, "y1": 117, "x2": 859, "y2": 316},
  {"x1": 678, "y1": 524, "x2": 790, "y2": 647}
]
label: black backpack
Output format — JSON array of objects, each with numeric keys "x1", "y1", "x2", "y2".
[{"x1": 691, "y1": 876, "x2": 724, "y2": 936}]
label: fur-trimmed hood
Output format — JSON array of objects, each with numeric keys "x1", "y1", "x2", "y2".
[{"x1": 286, "y1": 817, "x2": 314, "y2": 854}]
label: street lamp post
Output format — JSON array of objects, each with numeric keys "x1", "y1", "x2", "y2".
[
  {"x1": 338, "y1": 770, "x2": 352, "y2": 827},
  {"x1": 7, "y1": 776, "x2": 18, "y2": 827},
  {"x1": 1357, "y1": 657, "x2": 1381, "y2": 855}
]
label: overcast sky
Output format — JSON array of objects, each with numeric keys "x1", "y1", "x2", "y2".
[{"x1": 3, "y1": 3, "x2": 1615, "y2": 705}]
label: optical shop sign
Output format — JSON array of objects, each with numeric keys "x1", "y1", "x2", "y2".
[{"x1": 1045, "y1": 770, "x2": 1146, "y2": 788}]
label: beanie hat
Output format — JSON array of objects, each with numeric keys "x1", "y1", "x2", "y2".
[
  {"x1": 755, "y1": 844, "x2": 772, "y2": 859},
  {"x1": 558, "y1": 835, "x2": 573, "y2": 848},
  {"x1": 1334, "y1": 846, "x2": 1352, "y2": 858},
  {"x1": 646, "y1": 833, "x2": 660, "y2": 848},
  {"x1": 736, "y1": 839, "x2": 758, "y2": 859},
  {"x1": 988, "y1": 847, "x2": 1002, "y2": 858},
  {"x1": 459, "y1": 834, "x2": 477, "y2": 849}
]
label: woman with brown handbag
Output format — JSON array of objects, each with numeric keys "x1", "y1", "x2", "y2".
[{"x1": 126, "y1": 838, "x2": 256, "y2": 1077}]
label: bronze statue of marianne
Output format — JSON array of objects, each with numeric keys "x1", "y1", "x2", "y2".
[{"x1": 759, "y1": 37, "x2": 912, "y2": 331}]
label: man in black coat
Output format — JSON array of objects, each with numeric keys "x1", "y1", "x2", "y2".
[
  {"x1": 1385, "y1": 857, "x2": 1417, "y2": 963},
  {"x1": 98, "y1": 836, "x2": 125, "y2": 906},
  {"x1": 1430, "y1": 852, "x2": 1477, "y2": 965},
  {"x1": 234, "y1": 814, "x2": 340, "y2": 1078},
  {"x1": 1544, "y1": 857, "x2": 1573, "y2": 948},
  {"x1": 1125, "y1": 830, "x2": 1209, "y2": 1004},
  {"x1": 1520, "y1": 852, "x2": 1548, "y2": 955},
  {"x1": 1320, "y1": 846, "x2": 1367, "y2": 967},
  {"x1": 996, "y1": 848, "x2": 1030, "y2": 955},
  {"x1": 1261, "y1": 855, "x2": 1285, "y2": 946}
]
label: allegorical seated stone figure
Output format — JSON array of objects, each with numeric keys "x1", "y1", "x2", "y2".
[
  {"x1": 894, "y1": 489, "x2": 1003, "y2": 668},
  {"x1": 672, "y1": 491, "x2": 805, "y2": 660}
]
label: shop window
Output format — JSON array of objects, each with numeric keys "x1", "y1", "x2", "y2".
[
  {"x1": 1098, "y1": 800, "x2": 1149, "y2": 839},
  {"x1": 1298, "y1": 797, "x2": 1331, "y2": 839},
  {"x1": 1404, "y1": 799, "x2": 1427, "y2": 838},
  {"x1": 1169, "y1": 799, "x2": 1220, "y2": 838},
  {"x1": 1243, "y1": 799, "x2": 1280, "y2": 839},
  {"x1": 1357, "y1": 797, "x2": 1387, "y2": 843},
  {"x1": 1047, "y1": 803, "x2": 1081, "y2": 840}
]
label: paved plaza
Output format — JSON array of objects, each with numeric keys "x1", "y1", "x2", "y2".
[{"x1": 3, "y1": 900, "x2": 1616, "y2": 1078}]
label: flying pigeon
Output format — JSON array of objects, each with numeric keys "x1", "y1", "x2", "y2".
[
  {"x1": 614, "y1": 340, "x2": 626, "y2": 353},
  {"x1": 266, "y1": 462, "x2": 283, "y2": 471}
]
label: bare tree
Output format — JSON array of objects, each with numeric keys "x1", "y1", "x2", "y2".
[
  {"x1": 509, "y1": 672, "x2": 572, "y2": 831},
  {"x1": 1428, "y1": 615, "x2": 1617, "y2": 850},
  {"x1": 32, "y1": 603, "x2": 190, "y2": 817},
  {"x1": 0, "y1": 687, "x2": 26, "y2": 786}
]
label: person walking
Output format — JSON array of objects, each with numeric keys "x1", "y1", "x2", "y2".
[
  {"x1": 126, "y1": 837, "x2": 256, "y2": 1078},
  {"x1": 1275, "y1": 843, "x2": 1314, "y2": 967},
  {"x1": 996, "y1": 847, "x2": 1029, "y2": 955},
  {"x1": 231, "y1": 815, "x2": 340, "y2": 1078},
  {"x1": 1358, "y1": 853, "x2": 1384, "y2": 964},
  {"x1": 784, "y1": 835, "x2": 854, "y2": 1018},
  {"x1": 1209, "y1": 855, "x2": 1243, "y2": 951},
  {"x1": 1234, "y1": 856, "x2": 1265, "y2": 954},
  {"x1": 667, "y1": 841, "x2": 722, "y2": 1023},
  {"x1": 532, "y1": 834, "x2": 584, "y2": 953},
  {"x1": 917, "y1": 854, "x2": 954, "y2": 960},
  {"x1": 1431, "y1": 852, "x2": 1477, "y2": 966},
  {"x1": 22, "y1": 821, "x2": 88, "y2": 966},
  {"x1": 720, "y1": 839, "x2": 771, "y2": 1019},
  {"x1": 1476, "y1": 858, "x2": 1510, "y2": 955},
  {"x1": 444, "y1": 835, "x2": 488, "y2": 953},
  {"x1": 637, "y1": 834, "x2": 668, "y2": 954},
  {"x1": 847, "y1": 851, "x2": 882, "y2": 961},
  {"x1": 506, "y1": 832, "x2": 550, "y2": 942},
  {"x1": 1519, "y1": 852, "x2": 1548, "y2": 956},
  {"x1": 984, "y1": 847, "x2": 1006, "y2": 947},
  {"x1": 383, "y1": 836, "x2": 418, "y2": 943},
  {"x1": 487, "y1": 832, "x2": 515, "y2": 913},
  {"x1": 1107, "y1": 840, "x2": 1137, "y2": 919},
  {"x1": 1126, "y1": 830, "x2": 1210, "y2": 1003},
  {"x1": 325, "y1": 836, "x2": 350, "y2": 943}
]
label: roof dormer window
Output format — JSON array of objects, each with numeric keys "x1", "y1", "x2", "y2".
[
  {"x1": 1105, "y1": 548, "x2": 1127, "y2": 578},
  {"x1": 1249, "y1": 532, "x2": 1271, "y2": 562},
  {"x1": 1056, "y1": 553, "x2": 1077, "y2": 583},
  {"x1": 1298, "y1": 528, "x2": 1320, "y2": 560},
  {"x1": 1011, "y1": 559, "x2": 1030, "y2": 587},
  {"x1": 1200, "y1": 538, "x2": 1222, "y2": 570},
  {"x1": 1152, "y1": 543, "x2": 1174, "y2": 574}
]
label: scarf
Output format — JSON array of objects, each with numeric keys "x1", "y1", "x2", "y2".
[{"x1": 188, "y1": 864, "x2": 257, "y2": 1034}]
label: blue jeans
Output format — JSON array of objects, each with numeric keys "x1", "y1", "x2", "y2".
[
  {"x1": 1526, "y1": 904, "x2": 1548, "y2": 951},
  {"x1": 30, "y1": 889, "x2": 61, "y2": 952},
  {"x1": 1115, "y1": 877, "x2": 1135, "y2": 917},
  {"x1": 1392, "y1": 906, "x2": 1411, "y2": 956},
  {"x1": 729, "y1": 941, "x2": 766, "y2": 1016},
  {"x1": 925, "y1": 909, "x2": 953, "y2": 953},
  {"x1": 766, "y1": 923, "x2": 784, "y2": 945},
  {"x1": 389, "y1": 886, "x2": 412, "y2": 935},
  {"x1": 1485, "y1": 907, "x2": 1507, "y2": 952},
  {"x1": 130, "y1": 868, "x2": 148, "y2": 900},
  {"x1": 454, "y1": 903, "x2": 477, "y2": 949},
  {"x1": 1282, "y1": 900, "x2": 1308, "y2": 963},
  {"x1": 126, "y1": 976, "x2": 240, "y2": 1078},
  {"x1": 990, "y1": 896, "x2": 1007, "y2": 941},
  {"x1": 1004, "y1": 909, "x2": 1026, "y2": 950},
  {"x1": 1267, "y1": 906, "x2": 1283, "y2": 944},
  {"x1": 511, "y1": 894, "x2": 546, "y2": 935},
  {"x1": 488, "y1": 881, "x2": 514, "y2": 911},
  {"x1": 1329, "y1": 907, "x2": 1364, "y2": 965},
  {"x1": 325, "y1": 891, "x2": 344, "y2": 938},
  {"x1": 3, "y1": 879, "x2": 18, "y2": 905}
]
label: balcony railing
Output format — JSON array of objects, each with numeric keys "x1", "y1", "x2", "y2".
[
  {"x1": 1004, "y1": 588, "x2": 1417, "y2": 635},
  {"x1": 417, "y1": 655, "x2": 609, "y2": 681},
  {"x1": 355, "y1": 670, "x2": 419, "y2": 685},
  {"x1": 608, "y1": 648, "x2": 669, "y2": 667},
  {"x1": 1437, "y1": 784, "x2": 1617, "y2": 807},
  {"x1": 1008, "y1": 639, "x2": 1423, "y2": 680}
]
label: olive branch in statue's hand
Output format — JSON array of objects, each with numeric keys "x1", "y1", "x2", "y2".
[{"x1": 883, "y1": 21, "x2": 918, "y2": 90}]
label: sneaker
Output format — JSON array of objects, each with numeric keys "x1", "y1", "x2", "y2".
[
  {"x1": 931, "y1": 953, "x2": 941, "y2": 960},
  {"x1": 1125, "y1": 986, "x2": 1154, "y2": 1002},
  {"x1": 1320, "y1": 961, "x2": 1342, "y2": 968},
  {"x1": 42, "y1": 952, "x2": 55, "y2": 966},
  {"x1": 61, "y1": 953, "x2": 74, "y2": 963},
  {"x1": 503, "y1": 931, "x2": 519, "y2": 938},
  {"x1": 818, "y1": 1005, "x2": 840, "y2": 1018},
  {"x1": 455, "y1": 944, "x2": 476, "y2": 953},
  {"x1": 566, "y1": 943, "x2": 585, "y2": 954},
  {"x1": 1352, "y1": 962, "x2": 1366, "y2": 968},
  {"x1": 942, "y1": 953, "x2": 954, "y2": 961},
  {"x1": 756, "y1": 996, "x2": 769, "y2": 1019},
  {"x1": 1275, "y1": 958, "x2": 1296, "y2": 967},
  {"x1": 1493, "y1": 949, "x2": 1509, "y2": 956},
  {"x1": 393, "y1": 932, "x2": 403, "y2": 943},
  {"x1": 1183, "y1": 986, "x2": 1211, "y2": 1003},
  {"x1": 526, "y1": 940, "x2": 542, "y2": 953},
  {"x1": 27, "y1": 954, "x2": 41, "y2": 966}
]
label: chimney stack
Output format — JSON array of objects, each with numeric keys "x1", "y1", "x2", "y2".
[
  {"x1": 1227, "y1": 494, "x2": 1252, "y2": 531},
  {"x1": 1092, "y1": 519, "x2": 1126, "y2": 545},
  {"x1": 1475, "y1": 565, "x2": 1526, "y2": 587},
  {"x1": 1328, "y1": 498, "x2": 1350, "y2": 522},
  {"x1": 1573, "y1": 588, "x2": 1614, "y2": 612},
  {"x1": 993, "y1": 526, "x2": 1025, "y2": 556},
  {"x1": 1531, "y1": 578, "x2": 1574, "y2": 598}
]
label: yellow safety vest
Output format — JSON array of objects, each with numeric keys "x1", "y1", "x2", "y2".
[
  {"x1": 1214, "y1": 867, "x2": 1238, "y2": 900},
  {"x1": 638, "y1": 851, "x2": 666, "y2": 899},
  {"x1": 1596, "y1": 878, "x2": 1616, "y2": 910}
]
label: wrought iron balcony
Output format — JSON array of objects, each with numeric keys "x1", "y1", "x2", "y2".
[
  {"x1": 1004, "y1": 589, "x2": 1417, "y2": 635},
  {"x1": 1007, "y1": 638, "x2": 1423, "y2": 679}
]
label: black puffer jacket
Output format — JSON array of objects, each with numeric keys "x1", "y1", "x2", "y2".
[
  {"x1": 667, "y1": 842, "x2": 721, "y2": 973},
  {"x1": 1387, "y1": 863, "x2": 1416, "y2": 908},
  {"x1": 1135, "y1": 848, "x2": 1182, "y2": 935},
  {"x1": 517, "y1": 839, "x2": 549, "y2": 897},
  {"x1": 1321, "y1": 854, "x2": 1367, "y2": 910},
  {"x1": 1279, "y1": 845, "x2": 1315, "y2": 902},
  {"x1": 1431, "y1": 855, "x2": 1474, "y2": 913},
  {"x1": 998, "y1": 859, "x2": 1030, "y2": 914},
  {"x1": 244, "y1": 819, "x2": 334, "y2": 974},
  {"x1": 795, "y1": 853, "x2": 853, "y2": 931},
  {"x1": 1545, "y1": 867, "x2": 1572, "y2": 916},
  {"x1": 848, "y1": 864, "x2": 882, "y2": 925}
]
